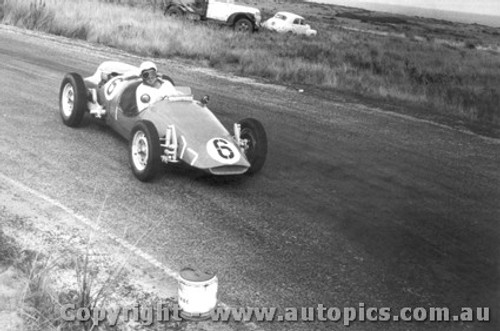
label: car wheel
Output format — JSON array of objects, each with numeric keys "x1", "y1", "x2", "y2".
[
  {"x1": 238, "y1": 118, "x2": 267, "y2": 174},
  {"x1": 165, "y1": 7, "x2": 184, "y2": 17},
  {"x1": 129, "y1": 121, "x2": 162, "y2": 182},
  {"x1": 59, "y1": 73, "x2": 87, "y2": 127},
  {"x1": 234, "y1": 18, "x2": 253, "y2": 33}
]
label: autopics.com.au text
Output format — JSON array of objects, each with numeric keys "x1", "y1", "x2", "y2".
[{"x1": 60, "y1": 303, "x2": 490, "y2": 327}]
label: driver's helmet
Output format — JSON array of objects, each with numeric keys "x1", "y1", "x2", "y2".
[{"x1": 139, "y1": 61, "x2": 157, "y2": 81}]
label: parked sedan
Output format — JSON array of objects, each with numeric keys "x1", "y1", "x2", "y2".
[{"x1": 262, "y1": 11, "x2": 317, "y2": 36}]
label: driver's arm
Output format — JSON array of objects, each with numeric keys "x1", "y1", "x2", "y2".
[{"x1": 158, "y1": 79, "x2": 181, "y2": 97}]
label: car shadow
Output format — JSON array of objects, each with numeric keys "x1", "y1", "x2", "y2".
[{"x1": 161, "y1": 163, "x2": 247, "y2": 187}]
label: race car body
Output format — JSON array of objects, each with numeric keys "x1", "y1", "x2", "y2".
[{"x1": 59, "y1": 61, "x2": 267, "y2": 181}]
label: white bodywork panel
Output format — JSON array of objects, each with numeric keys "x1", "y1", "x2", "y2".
[
  {"x1": 206, "y1": 0, "x2": 260, "y2": 23},
  {"x1": 85, "y1": 61, "x2": 138, "y2": 86}
]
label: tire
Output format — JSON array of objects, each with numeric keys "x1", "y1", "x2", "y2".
[
  {"x1": 129, "y1": 121, "x2": 162, "y2": 182},
  {"x1": 238, "y1": 118, "x2": 267, "y2": 174},
  {"x1": 59, "y1": 73, "x2": 88, "y2": 127},
  {"x1": 165, "y1": 6, "x2": 184, "y2": 17},
  {"x1": 234, "y1": 18, "x2": 253, "y2": 33}
]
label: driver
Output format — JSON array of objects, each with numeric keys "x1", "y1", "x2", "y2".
[{"x1": 136, "y1": 61, "x2": 179, "y2": 112}]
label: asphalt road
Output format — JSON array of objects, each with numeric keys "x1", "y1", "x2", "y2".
[{"x1": 1, "y1": 26, "x2": 499, "y2": 330}]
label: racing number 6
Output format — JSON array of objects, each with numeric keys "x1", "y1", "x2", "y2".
[{"x1": 213, "y1": 139, "x2": 234, "y2": 160}]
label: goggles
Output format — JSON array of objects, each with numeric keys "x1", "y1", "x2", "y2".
[{"x1": 141, "y1": 69, "x2": 157, "y2": 80}]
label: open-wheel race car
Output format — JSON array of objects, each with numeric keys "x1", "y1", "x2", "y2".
[{"x1": 59, "y1": 61, "x2": 267, "y2": 181}]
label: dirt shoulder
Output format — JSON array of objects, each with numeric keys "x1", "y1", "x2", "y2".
[{"x1": 0, "y1": 177, "x2": 242, "y2": 331}]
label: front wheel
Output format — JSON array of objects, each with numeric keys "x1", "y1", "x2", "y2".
[
  {"x1": 234, "y1": 18, "x2": 253, "y2": 33},
  {"x1": 238, "y1": 118, "x2": 267, "y2": 174},
  {"x1": 59, "y1": 73, "x2": 88, "y2": 127},
  {"x1": 129, "y1": 121, "x2": 162, "y2": 182}
]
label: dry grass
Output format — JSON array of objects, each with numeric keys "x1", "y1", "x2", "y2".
[
  {"x1": 0, "y1": 228, "x2": 18, "y2": 265},
  {"x1": 2, "y1": 0, "x2": 500, "y2": 125},
  {"x1": 0, "y1": 213, "x2": 115, "y2": 331},
  {"x1": 0, "y1": 197, "x2": 173, "y2": 331}
]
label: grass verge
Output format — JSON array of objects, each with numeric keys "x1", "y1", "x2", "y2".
[
  {"x1": 0, "y1": 210, "x2": 179, "y2": 331},
  {"x1": 2, "y1": 0, "x2": 500, "y2": 126}
]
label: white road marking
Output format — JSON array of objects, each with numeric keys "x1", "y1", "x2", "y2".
[
  {"x1": 0, "y1": 172, "x2": 262, "y2": 330},
  {"x1": 0, "y1": 171, "x2": 179, "y2": 278}
]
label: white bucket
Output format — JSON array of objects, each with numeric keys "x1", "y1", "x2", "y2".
[{"x1": 178, "y1": 268, "x2": 218, "y2": 319}]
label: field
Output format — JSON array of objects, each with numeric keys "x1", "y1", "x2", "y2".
[{"x1": 2, "y1": 0, "x2": 500, "y2": 127}]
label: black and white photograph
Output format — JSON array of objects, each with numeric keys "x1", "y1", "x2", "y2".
[{"x1": 0, "y1": 0, "x2": 499, "y2": 330}]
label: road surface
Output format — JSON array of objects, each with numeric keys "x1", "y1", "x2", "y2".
[{"x1": 0, "y1": 25, "x2": 499, "y2": 330}]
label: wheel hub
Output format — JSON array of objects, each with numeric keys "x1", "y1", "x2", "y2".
[
  {"x1": 62, "y1": 84, "x2": 74, "y2": 117},
  {"x1": 132, "y1": 132, "x2": 149, "y2": 171}
]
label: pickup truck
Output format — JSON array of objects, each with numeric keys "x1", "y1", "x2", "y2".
[{"x1": 164, "y1": 0, "x2": 261, "y2": 32}]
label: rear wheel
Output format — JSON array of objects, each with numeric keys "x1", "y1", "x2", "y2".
[
  {"x1": 129, "y1": 121, "x2": 162, "y2": 182},
  {"x1": 59, "y1": 73, "x2": 87, "y2": 127},
  {"x1": 238, "y1": 118, "x2": 267, "y2": 174},
  {"x1": 165, "y1": 6, "x2": 184, "y2": 17},
  {"x1": 234, "y1": 18, "x2": 253, "y2": 33}
]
